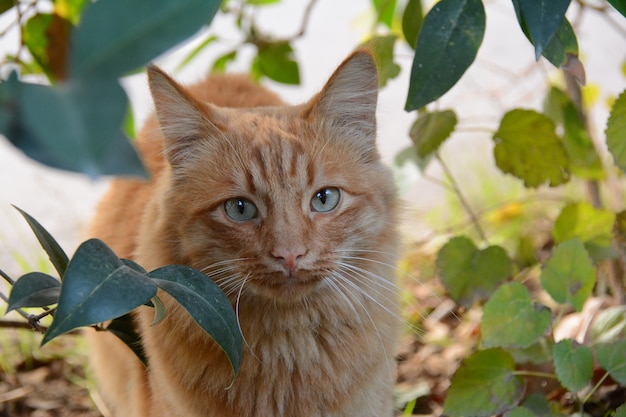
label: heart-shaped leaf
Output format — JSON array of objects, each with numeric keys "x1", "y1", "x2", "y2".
[
  {"x1": 596, "y1": 340, "x2": 626, "y2": 385},
  {"x1": 553, "y1": 339, "x2": 593, "y2": 392},
  {"x1": 6, "y1": 272, "x2": 61, "y2": 312},
  {"x1": 149, "y1": 265, "x2": 243, "y2": 376},
  {"x1": 43, "y1": 239, "x2": 157, "y2": 344}
]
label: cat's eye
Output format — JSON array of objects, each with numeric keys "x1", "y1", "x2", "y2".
[
  {"x1": 224, "y1": 198, "x2": 258, "y2": 221},
  {"x1": 311, "y1": 187, "x2": 341, "y2": 213}
]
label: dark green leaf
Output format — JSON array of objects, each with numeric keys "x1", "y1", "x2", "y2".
[
  {"x1": 437, "y1": 236, "x2": 511, "y2": 307},
  {"x1": 607, "y1": 0, "x2": 626, "y2": 17},
  {"x1": 553, "y1": 202, "x2": 615, "y2": 262},
  {"x1": 553, "y1": 339, "x2": 593, "y2": 392},
  {"x1": 511, "y1": 0, "x2": 571, "y2": 60},
  {"x1": 402, "y1": 0, "x2": 423, "y2": 49},
  {"x1": 493, "y1": 109, "x2": 570, "y2": 187},
  {"x1": 540, "y1": 238, "x2": 596, "y2": 312},
  {"x1": 405, "y1": 0, "x2": 485, "y2": 111},
  {"x1": 443, "y1": 348, "x2": 524, "y2": 416},
  {"x1": 0, "y1": 0, "x2": 13, "y2": 15},
  {"x1": 13, "y1": 206, "x2": 69, "y2": 277},
  {"x1": 105, "y1": 313, "x2": 147, "y2": 366},
  {"x1": 596, "y1": 340, "x2": 626, "y2": 385},
  {"x1": 6, "y1": 272, "x2": 61, "y2": 312},
  {"x1": 255, "y1": 42, "x2": 300, "y2": 85},
  {"x1": 409, "y1": 109, "x2": 457, "y2": 161},
  {"x1": 506, "y1": 407, "x2": 535, "y2": 417},
  {"x1": 361, "y1": 35, "x2": 400, "y2": 88},
  {"x1": 481, "y1": 282, "x2": 551, "y2": 349},
  {"x1": 43, "y1": 239, "x2": 157, "y2": 344},
  {"x1": 70, "y1": 0, "x2": 221, "y2": 77},
  {"x1": 373, "y1": 0, "x2": 397, "y2": 28},
  {"x1": 149, "y1": 265, "x2": 243, "y2": 376},
  {"x1": 607, "y1": 89, "x2": 626, "y2": 173}
]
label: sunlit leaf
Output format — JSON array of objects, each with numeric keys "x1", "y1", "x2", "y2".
[
  {"x1": 255, "y1": 42, "x2": 300, "y2": 85},
  {"x1": 176, "y1": 35, "x2": 217, "y2": 72},
  {"x1": 402, "y1": 0, "x2": 423, "y2": 49},
  {"x1": 373, "y1": 0, "x2": 397, "y2": 28},
  {"x1": 493, "y1": 109, "x2": 570, "y2": 187},
  {"x1": 70, "y1": 0, "x2": 221, "y2": 77},
  {"x1": 149, "y1": 265, "x2": 243, "y2": 376},
  {"x1": 481, "y1": 282, "x2": 550, "y2": 349},
  {"x1": 13, "y1": 206, "x2": 69, "y2": 277},
  {"x1": 540, "y1": 238, "x2": 596, "y2": 312},
  {"x1": 43, "y1": 239, "x2": 158, "y2": 345},
  {"x1": 607, "y1": 89, "x2": 626, "y2": 173},
  {"x1": 6, "y1": 272, "x2": 61, "y2": 312},
  {"x1": 596, "y1": 340, "x2": 626, "y2": 385},
  {"x1": 409, "y1": 109, "x2": 457, "y2": 161},
  {"x1": 362, "y1": 34, "x2": 400, "y2": 88},
  {"x1": 405, "y1": 0, "x2": 485, "y2": 111},
  {"x1": 437, "y1": 236, "x2": 511, "y2": 307},
  {"x1": 511, "y1": 0, "x2": 570, "y2": 60},
  {"x1": 212, "y1": 50, "x2": 237, "y2": 73},
  {"x1": 553, "y1": 202, "x2": 615, "y2": 262},
  {"x1": 553, "y1": 339, "x2": 593, "y2": 392},
  {"x1": 54, "y1": 0, "x2": 89, "y2": 24},
  {"x1": 443, "y1": 349, "x2": 524, "y2": 416}
]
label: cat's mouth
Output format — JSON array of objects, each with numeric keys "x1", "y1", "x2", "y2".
[{"x1": 249, "y1": 271, "x2": 325, "y2": 299}]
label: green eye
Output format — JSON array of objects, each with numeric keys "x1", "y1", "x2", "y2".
[
  {"x1": 311, "y1": 187, "x2": 340, "y2": 213},
  {"x1": 224, "y1": 198, "x2": 258, "y2": 221}
]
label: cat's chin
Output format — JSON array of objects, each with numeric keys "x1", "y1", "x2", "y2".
[{"x1": 248, "y1": 273, "x2": 326, "y2": 301}]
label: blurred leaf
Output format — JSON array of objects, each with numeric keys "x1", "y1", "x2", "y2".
[
  {"x1": 70, "y1": 0, "x2": 221, "y2": 78},
  {"x1": 0, "y1": 0, "x2": 12, "y2": 14},
  {"x1": 607, "y1": 89, "x2": 626, "y2": 173},
  {"x1": 443, "y1": 348, "x2": 524, "y2": 416},
  {"x1": 212, "y1": 50, "x2": 238, "y2": 73},
  {"x1": 506, "y1": 407, "x2": 535, "y2": 417},
  {"x1": 105, "y1": 313, "x2": 147, "y2": 366},
  {"x1": 176, "y1": 35, "x2": 218, "y2": 72},
  {"x1": 402, "y1": 0, "x2": 423, "y2": 49},
  {"x1": 2, "y1": 77, "x2": 145, "y2": 177},
  {"x1": 481, "y1": 282, "x2": 550, "y2": 349},
  {"x1": 405, "y1": 0, "x2": 485, "y2": 111},
  {"x1": 149, "y1": 265, "x2": 243, "y2": 376},
  {"x1": 13, "y1": 206, "x2": 69, "y2": 277},
  {"x1": 508, "y1": 338, "x2": 553, "y2": 365},
  {"x1": 54, "y1": 0, "x2": 89, "y2": 25},
  {"x1": 6, "y1": 272, "x2": 61, "y2": 312},
  {"x1": 540, "y1": 238, "x2": 596, "y2": 312},
  {"x1": 394, "y1": 145, "x2": 431, "y2": 171},
  {"x1": 248, "y1": 0, "x2": 281, "y2": 4},
  {"x1": 23, "y1": 13, "x2": 72, "y2": 80},
  {"x1": 437, "y1": 236, "x2": 511, "y2": 307},
  {"x1": 511, "y1": 0, "x2": 570, "y2": 60},
  {"x1": 409, "y1": 109, "x2": 457, "y2": 162},
  {"x1": 553, "y1": 202, "x2": 615, "y2": 262},
  {"x1": 553, "y1": 339, "x2": 593, "y2": 392},
  {"x1": 589, "y1": 306, "x2": 626, "y2": 345},
  {"x1": 362, "y1": 34, "x2": 400, "y2": 87},
  {"x1": 373, "y1": 0, "x2": 397, "y2": 28},
  {"x1": 23, "y1": 14, "x2": 54, "y2": 78},
  {"x1": 255, "y1": 42, "x2": 300, "y2": 85},
  {"x1": 493, "y1": 109, "x2": 570, "y2": 188},
  {"x1": 596, "y1": 340, "x2": 626, "y2": 385},
  {"x1": 607, "y1": 0, "x2": 626, "y2": 18},
  {"x1": 43, "y1": 239, "x2": 158, "y2": 345}
]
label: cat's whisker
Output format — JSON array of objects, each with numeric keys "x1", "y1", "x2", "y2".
[{"x1": 235, "y1": 274, "x2": 262, "y2": 364}]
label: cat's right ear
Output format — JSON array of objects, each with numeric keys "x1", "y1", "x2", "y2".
[{"x1": 147, "y1": 66, "x2": 221, "y2": 166}]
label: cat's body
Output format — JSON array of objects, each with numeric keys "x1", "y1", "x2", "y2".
[{"x1": 88, "y1": 51, "x2": 399, "y2": 417}]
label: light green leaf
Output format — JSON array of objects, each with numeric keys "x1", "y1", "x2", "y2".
[
  {"x1": 212, "y1": 50, "x2": 238, "y2": 73},
  {"x1": 493, "y1": 109, "x2": 570, "y2": 187},
  {"x1": 70, "y1": 0, "x2": 221, "y2": 77},
  {"x1": 511, "y1": 0, "x2": 571, "y2": 60},
  {"x1": 373, "y1": 0, "x2": 397, "y2": 28},
  {"x1": 402, "y1": 0, "x2": 423, "y2": 49},
  {"x1": 149, "y1": 265, "x2": 243, "y2": 376},
  {"x1": 362, "y1": 35, "x2": 400, "y2": 88},
  {"x1": 553, "y1": 202, "x2": 615, "y2": 262},
  {"x1": 405, "y1": 0, "x2": 485, "y2": 111},
  {"x1": 409, "y1": 110, "x2": 457, "y2": 162},
  {"x1": 43, "y1": 239, "x2": 158, "y2": 345},
  {"x1": 255, "y1": 42, "x2": 300, "y2": 85},
  {"x1": 596, "y1": 340, "x2": 626, "y2": 385},
  {"x1": 481, "y1": 282, "x2": 551, "y2": 349},
  {"x1": 553, "y1": 339, "x2": 593, "y2": 392},
  {"x1": 589, "y1": 306, "x2": 626, "y2": 345},
  {"x1": 616, "y1": 404, "x2": 626, "y2": 417},
  {"x1": 443, "y1": 348, "x2": 524, "y2": 416},
  {"x1": 437, "y1": 236, "x2": 511, "y2": 307},
  {"x1": 13, "y1": 206, "x2": 69, "y2": 277},
  {"x1": 607, "y1": 89, "x2": 626, "y2": 173},
  {"x1": 505, "y1": 407, "x2": 535, "y2": 417},
  {"x1": 54, "y1": 0, "x2": 89, "y2": 25},
  {"x1": 6, "y1": 272, "x2": 61, "y2": 312},
  {"x1": 176, "y1": 35, "x2": 218, "y2": 72},
  {"x1": 540, "y1": 238, "x2": 596, "y2": 312}
]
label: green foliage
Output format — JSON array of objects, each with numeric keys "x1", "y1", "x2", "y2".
[{"x1": 552, "y1": 339, "x2": 593, "y2": 392}]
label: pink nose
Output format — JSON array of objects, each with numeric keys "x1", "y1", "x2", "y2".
[{"x1": 272, "y1": 246, "x2": 306, "y2": 273}]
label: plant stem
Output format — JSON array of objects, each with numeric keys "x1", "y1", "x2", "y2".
[
  {"x1": 436, "y1": 152, "x2": 489, "y2": 244},
  {"x1": 582, "y1": 371, "x2": 610, "y2": 404},
  {"x1": 512, "y1": 370, "x2": 558, "y2": 379}
]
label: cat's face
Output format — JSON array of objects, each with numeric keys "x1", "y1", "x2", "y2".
[{"x1": 148, "y1": 52, "x2": 397, "y2": 302}]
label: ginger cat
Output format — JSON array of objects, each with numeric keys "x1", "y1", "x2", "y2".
[{"x1": 87, "y1": 50, "x2": 400, "y2": 417}]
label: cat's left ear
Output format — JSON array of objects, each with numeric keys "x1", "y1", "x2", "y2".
[{"x1": 304, "y1": 50, "x2": 379, "y2": 159}]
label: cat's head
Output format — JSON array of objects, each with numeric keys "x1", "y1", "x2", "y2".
[{"x1": 147, "y1": 51, "x2": 397, "y2": 303}]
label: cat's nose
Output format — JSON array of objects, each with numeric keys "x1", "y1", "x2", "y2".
[{"x1": 272, "y1": 246, "x2": 306, "y2": 273}]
